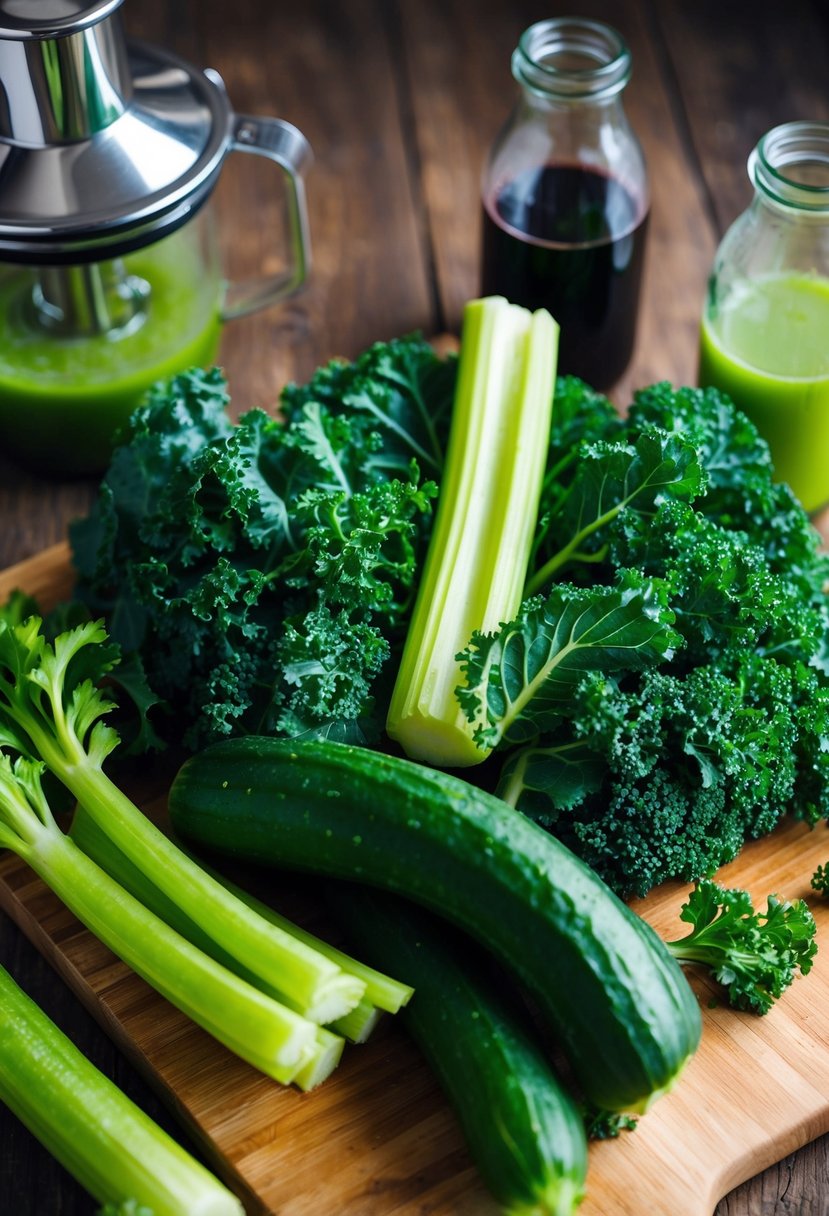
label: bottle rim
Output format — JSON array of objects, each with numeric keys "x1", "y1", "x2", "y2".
[
  {"x1": 512, "y1": 17, "x2": 631, "y2": 100},
  {"x1": 750, "y1": 121, "x2": 829, "y2": 212}
]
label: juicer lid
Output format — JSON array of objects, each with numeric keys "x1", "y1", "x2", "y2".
[{"x1": 0, "y1": 0, "x2": 234, "y2": 262}]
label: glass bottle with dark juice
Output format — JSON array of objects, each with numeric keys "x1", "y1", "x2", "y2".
[{"x1": 481, "y1": 18, "x2": 649, "y2": 389}]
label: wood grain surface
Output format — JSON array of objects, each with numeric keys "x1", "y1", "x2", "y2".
[
  {"x1": 2, "y1": 1, "x2": 829, "y2": 1213},
  {"x1": 1, "y1": 545, "x2": 829, "y2": 1216}
]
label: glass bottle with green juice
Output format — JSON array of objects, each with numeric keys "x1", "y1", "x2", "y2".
[{"x1": 698, "y1": 121, "x2": 829, "y2": 513}]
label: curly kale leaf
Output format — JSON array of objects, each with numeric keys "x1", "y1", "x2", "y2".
[
  {"x1": 502, "y1": 652, "x2": 828, "y2": 896},
  {"x1": 582, "y1": 1104, "x2": 638, "y2": 1140},
  {"x1": 283, "y1": 471, "x2": 438, "y2": 620},
  {"x1": 629, "y1": 382, "x2": 829, "y2": 597},
  {"x1": 812, "y1": 864, "x2": 829, "y2": 896},
  {"x1": 528, "y1": 429, "x2": 705, "y2": 593},
  {"x1": 458, "y1": 572, "x2": 679, "y2": 751},
  {"x1": 280, "y1": 335, "x2": 456, "y2": 477},
  {"x1": 70, "y1": 341, "x2": 455, "y2": 750},
  {"x1": 271, "y1": 604, "x2": 389, "y2": 735},
  {"x1": 666, "y1": 879, "x2": 817, "y2": 1015},
  {"x1": 495, "y1": 380, "x2": 829, "y2": 894}
]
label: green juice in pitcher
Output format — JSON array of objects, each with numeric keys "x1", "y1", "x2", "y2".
[
  {"x1": 0, "y1": 223, "x2": 222, "y2": 477},
  {"x1": 699, "y1": 272, "x2": 829, "y2": 512}
]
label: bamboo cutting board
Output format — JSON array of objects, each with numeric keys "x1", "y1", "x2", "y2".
[{"x1": 2, "y1": 542, "x2": 829, "y2": 1216}]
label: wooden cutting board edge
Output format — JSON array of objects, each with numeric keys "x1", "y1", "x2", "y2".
[{"x1": 2, "y1": 541, "x2": 829, "y2": 1216}]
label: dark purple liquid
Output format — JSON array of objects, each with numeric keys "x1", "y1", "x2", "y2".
[{"x1": 481, "y1": 164, "x2": 649, "y2": 387}]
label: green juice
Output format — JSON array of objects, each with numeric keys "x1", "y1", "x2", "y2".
[
  {"x1": 698, "y1": 272, "x2": 829, "y2": 512},
  {"x1": 0, "y1": 228, "x2": 222, "y2": 476}
]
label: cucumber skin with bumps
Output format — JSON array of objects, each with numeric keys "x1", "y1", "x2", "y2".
[
  {"x1": 169, "y1": 736, "x2": 702, "y2": 1113},
  {"x1": 331, "y1": 884, "x2": 587, "y2": 1216}
]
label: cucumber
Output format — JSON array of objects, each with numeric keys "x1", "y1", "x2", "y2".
[
  {"x1": 330, "y1": 883, "x2": 587, "y2": 1216},
  {"x1": 169, "y1": 737, "x2": 702, "y2": 1112}
]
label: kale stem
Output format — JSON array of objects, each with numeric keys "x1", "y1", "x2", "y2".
[{"x1": 525, "y1": 502, "x2": 626, "y2": 594}]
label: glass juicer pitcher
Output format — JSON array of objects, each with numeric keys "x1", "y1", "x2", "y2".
[{"x1": 0, "y1": 0, "x2": 312, "y2": 475}]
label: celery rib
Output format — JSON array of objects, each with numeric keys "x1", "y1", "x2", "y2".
[
  {"x1": 0, "y1": 758, "x2": 318, "y2": 1081},
  {"x1": 0, "y1": 615, "x2": 367, "y2": 1026},
  {"x1": 204, "y1": 864, "x2": 414, "y2": 1015},
  {"x1": 39, "y1": 741, "x2": 365, "y2": 1023},
  {"x1": 70, "y1": 804, "x2": 412, "y2": 1031},
  {"x1": 387, "y1": 296, "x2": 558, "y2": 767},
  {"x1": 34, "y1": 832, "x2": 315, "y2": 1077},
  {"x1": 0, "y1": 962, "x2": 244, "y2": 1216}
]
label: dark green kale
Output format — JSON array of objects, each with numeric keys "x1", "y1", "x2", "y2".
[
  {"x1": 811, "y1": 864, "x2": 829, "y2": 896},
  {"x1": 68, "y1": 357, "x2": 829, "y2": 899},
  {"x1": 71, "y1": 343, "x2": 456, "y2": 750},
  {"x1": 465, "y1": 380, "x2": 829, "y2": 895},
  {"x1": 581, "y1": 1104, "x2": 638, "y2": 1140},
  {"x1": 665, "y1": 879, "x2": 817, "y2": 1015}
]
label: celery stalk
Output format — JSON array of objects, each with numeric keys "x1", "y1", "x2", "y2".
[
  {"x1": 293, "y1": 1027, "x2": 345, "y2": 1090},
  {"x1": 0, "y1": 617, "x2": 365, "y2": 1025},
  {"x1": 0, "y1": 756, "x2": 317, "y2": 1082},
  {"x1": 327, "y1": 997, "x2": 383, "y2": 1044},
  {"x1": 70, "y1": 804, "x2": 413, "y2": 1029},
  {"x1": 387, "y1": 296, "x2": 558, "y2": 766},
  {"x1": 201, "y1": 863, "x2": 414, "y2": 1015},
  {"x1": 0, "y1": 962, "x2": 244, "y2": 1216}
]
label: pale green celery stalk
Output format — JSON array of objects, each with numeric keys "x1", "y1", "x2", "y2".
[
  {"x1": 0, "y1": 756, "x2": 316, "y2": 1082},
  {"x1": 294, "y1": 1027, "x2": 345, "y2": 1090},
  {"x1": 71, "y1": 805, "x2": 412, "y2": 1033},
  {"x1": 386, "y1": 295, "x2": 558, "y2": 767},
  {"x1": 0, "y1": 619, "x2": 365, "y2": 1025},
  {"x1": 70, "y1": 812, "x2": 346, "y2": 1089},
  {"x1": 328, "y1": 998, "x2": 383, "y2": 1044},
  {"x1": 209, "y1": 863, "x2": 414, "y2": 1016},
  {"x1": 0, "y1": 963, "x2": 244, "y2": 1216}
]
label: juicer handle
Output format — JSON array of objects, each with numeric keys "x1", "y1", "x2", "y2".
[{"x1": 220, "y1": 114, "x2": 313, "y2": 321}]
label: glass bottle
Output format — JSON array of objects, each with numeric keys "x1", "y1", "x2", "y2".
[
  {"x1": 698, "y1": 122, "x2": 829, "y2": 513},
  {"x1": 480, "y1": 16, "x2": 649, "y2": 389}
]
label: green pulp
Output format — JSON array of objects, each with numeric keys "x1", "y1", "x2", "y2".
[
  {"x1": 699, "y1": 272, "x2": 829, "y2": 512},
  {"x1": 0, "y1": 233, "x2": 222, "y2": 476}
]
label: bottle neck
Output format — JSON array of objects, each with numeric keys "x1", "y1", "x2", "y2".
[
  {"x1": 511, "y1": 17, "x2": 631, "y2": 104},
  {"x1": 750, "y1": 121, "x2": 829, "y2": 219}
]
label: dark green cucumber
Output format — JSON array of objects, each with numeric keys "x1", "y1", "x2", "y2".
[
  {"x1": 330, "y1": 883, "x2": 587, "y2": 1216},
  {"x1": 169, "y1": 737, "x2": 702, "y2": 1112}
]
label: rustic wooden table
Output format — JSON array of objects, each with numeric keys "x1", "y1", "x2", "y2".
[{"x1": 2, "y1": 0, "x2": 829, "y2": 1212}]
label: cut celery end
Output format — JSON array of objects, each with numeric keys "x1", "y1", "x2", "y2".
[
  {"x1": 0, "y1": 963, "x2": 244, "y2": 1216},
  {"x1": 328, "y1": 997, "x2": 384, "y2": 1044},
  {"x1": 292, "y1": 1027, "x2": 346, "y2": 1092},
  {"x1": 211, "y1": 867, "x2": 414, "y2": 1015},
  {"x1": 387, "y1": 296, "x2": 558, "y2": 768}
]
